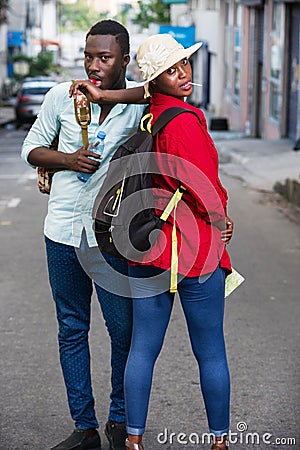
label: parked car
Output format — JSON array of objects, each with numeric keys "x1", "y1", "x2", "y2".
[{"x1": 15, "y1": 77, "x2": 57, "y2": 126}]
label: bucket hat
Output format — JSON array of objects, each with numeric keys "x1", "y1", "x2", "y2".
[{"x1": 136, "y1": 33, "x2": 202, "y2": 97}]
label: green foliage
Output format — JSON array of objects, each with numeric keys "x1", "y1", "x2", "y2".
[
  {"x1": 28, "y1": 51, "x2": 56, "y2": 77},
  {"x1": 59, "y1": 0, "x2": 106, "y2": 32},
  {"x1": 11, "y1": 53, "x2": 32, "y2": 63},
  {"x1": 133, "y1": 0, "x2": 170, "y2": 29},
  {"x1": 11, "y1": 51, "x2": 58, "y2": 79},
  {"x1": 119, "y1": 4, "x2": 132, "y2": 26}
]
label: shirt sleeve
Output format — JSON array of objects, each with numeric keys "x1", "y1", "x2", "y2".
[
  {"x1": 21, "y1": 86, "x2": 62, "y2": 167},
  {"x1": 158, "y1": 112, "x2": 227, "y2": 224}
]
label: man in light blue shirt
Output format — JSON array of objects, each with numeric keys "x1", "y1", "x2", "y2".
[{"x1": 21, "y1": 20, "x2": 145, "y2": 450}]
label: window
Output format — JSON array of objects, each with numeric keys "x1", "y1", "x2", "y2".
[
  {"x1": 206, "y1": 0, "x2": 216, "y2": 10},
  {"x1": 233, "y1": 4, "x2": 242, "y2": 104},
  {"x1": 269, "y1": 3, "x2": 283, "y2": 121},
  {"x1": 224, "y1": 1, "x2": 231, "y2": 91}
]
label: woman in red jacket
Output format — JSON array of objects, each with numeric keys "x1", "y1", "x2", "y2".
[
  {"x1": 70, "y1": 33, "x2": 233, "y2": 450},
  {"x1": 124, "y1": 34, "x2": 233, "y2": 450}
]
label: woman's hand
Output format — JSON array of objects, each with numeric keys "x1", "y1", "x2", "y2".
[
  {"x1": 70, "y1": 81, "x2": 146, "y2": 105},
  {"x1": 221, "y1": 216, "x2": 234, "y2": 245},
  {"x1": 69, "y1": 80, "x2": 103, "y2": 103}
]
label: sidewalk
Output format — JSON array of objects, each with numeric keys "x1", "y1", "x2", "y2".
[{"x1": 213, "y1": 135, "x2": 300, "y2": 192}]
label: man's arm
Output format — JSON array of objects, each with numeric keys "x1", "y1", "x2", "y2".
[
  {"x1": 69, "y1": 80, "x2": 147, "y2": 105},
  {"x1": 22, "y1": 83, "x2": 101, "y2": 175},
  {"x1": 28, "y1": 146, "x2": 101, "y2": 174}
]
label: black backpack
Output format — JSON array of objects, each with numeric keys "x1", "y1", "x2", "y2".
[{"x1": 92, "y1": 106, "x2": 200, "y2": 268}]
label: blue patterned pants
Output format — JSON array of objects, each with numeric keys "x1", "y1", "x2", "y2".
[{"x1": 45, "y1": 235, "x2": 132, "y2": 430}]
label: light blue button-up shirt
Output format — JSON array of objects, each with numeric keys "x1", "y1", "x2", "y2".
[{"x1": 21, "y1": 80, "x2": 145, "y2": 248}]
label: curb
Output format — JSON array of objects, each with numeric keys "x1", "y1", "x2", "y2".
[{"x1": 0, "y1": 104, "x2": 16, "y2": 127}]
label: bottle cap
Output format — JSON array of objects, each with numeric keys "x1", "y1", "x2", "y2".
[{"x1": 97, "y1": 131, "x2": 106, "y2": 139}]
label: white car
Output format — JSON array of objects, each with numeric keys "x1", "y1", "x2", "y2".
[{"x1": 15, "y1": 77, "x2": 57, "y2": 126}]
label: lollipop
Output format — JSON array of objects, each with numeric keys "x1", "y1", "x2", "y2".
[{"x1": 89, "y1": 78, "x2": 101, "y2": 87}]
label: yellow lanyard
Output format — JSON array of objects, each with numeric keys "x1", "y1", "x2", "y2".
[{"x1": 160, "y1": 186, "x2": 186, "y2": 293}]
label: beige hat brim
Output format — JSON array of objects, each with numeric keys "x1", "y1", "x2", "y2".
[{"x1": 144, "y1": 41, "x2": 202, "y2": 97}]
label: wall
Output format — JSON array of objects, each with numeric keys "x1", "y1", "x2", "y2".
[
  {"x1": 192, "y1": 8, "x2": 223, "y2": 113},
  {"x1": 0, "y1": 22, "x2": 7, "y2": 87}
]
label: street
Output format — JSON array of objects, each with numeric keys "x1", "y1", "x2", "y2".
[{"x1": 0, "y1": 127, "x2": 299, "y2": 450}]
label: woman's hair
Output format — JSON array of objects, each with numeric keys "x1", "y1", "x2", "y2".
[{"x1": 86, "y1": 20, "x2": 130, "y2": 56}]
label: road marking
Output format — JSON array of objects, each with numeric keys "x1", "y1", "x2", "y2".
[
  {"x1": 7, "y1": 198, "x2": 21, "y2": 208},
  {"x1": 0, "y1": 197, "x2": 21, "y2": 214}
]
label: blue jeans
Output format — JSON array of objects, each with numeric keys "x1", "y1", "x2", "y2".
[
  {"x1": 45, "y1": 235, "x2": 132, "y2": 429},
  {"x1": 125, "y1": 265, "x2": 230, "y2": 437}
]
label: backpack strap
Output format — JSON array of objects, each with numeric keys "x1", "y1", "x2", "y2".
[
  {"x1": 77, "y1": 107, "x2": 89, "y2": 149},
  {"x1": 160, "y1": 185, "x2": 186, "y2": 293},
  {"x1": 160, "y1": 185, "x2": 186, "y2": 222},
  {"x1": 152, "y1": 107, "x2": 201, "y2": 135},
  {"x1": 153, "y1": 107, "x2": 201, "y2": 293},
  {"x1": 72, "y1": 81, "x2": 91, "y2": 149},
  {"x1": 140, "y1": 106, "x2": 202, "y2": 293},
  {"x1": 140, "y1": 107, "x2": 200, "y2": 135}
]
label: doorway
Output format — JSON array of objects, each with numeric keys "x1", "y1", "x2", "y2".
[
  {"x1": 248, "y1": 7, "x2": 264, "y2": 138},
  {"x1": 287, "y1": 4, "x2": 300, "y2": 142}
]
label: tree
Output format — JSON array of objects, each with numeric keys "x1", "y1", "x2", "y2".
[
  {"x1": 28, "y1": 51, "x2": 57, "y2": 77},
  {"x1": 11, "y1": 51, "x2": 58, "y2": 81},
  {"x1": 133, "y1": 0, "x2": 170, "y2": 30},
  {"x1": 59, "y1": 0, "x2": 106, "y2": 32}
]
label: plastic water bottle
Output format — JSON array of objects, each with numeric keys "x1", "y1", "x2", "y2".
[{"x1": 77, "y1": 130, "x2": 106, "y2": 183}]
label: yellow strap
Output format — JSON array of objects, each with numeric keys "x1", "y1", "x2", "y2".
[
  {"x1": 140, "y1": 113, "x2": 153, "y2": 133},
  {"x1": 159, "y1": 186, "x2": 186, "y2": 293},
  {"x1": 79, "y1": 106, "x2": 88, "y2": 124},
  {"x1": 72, "y1": 80, "x2": 91, "y2": 149},
  {"x1": 170, "y1": 202, "x2": 179, "y2": 293},
  {"x1": 79, "y1": 107, "x2": 89, "y2": 149},
  {"x1": 160, "y1": 186, "x2": 185, "y2": 222},
  {"x1": 81, "y1": 126, "x2": 89, "y2": 149},
  {"x1": 112, "y1": 188, "x2": 121, "y2": 211}
]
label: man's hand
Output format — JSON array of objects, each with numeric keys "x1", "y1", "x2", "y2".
[
  {"x1": 65, "y1": 147, "x2": 101, "y2": 173},
  {"x1": 221, "y1": 216, "x2": 234, "y2": 245}
]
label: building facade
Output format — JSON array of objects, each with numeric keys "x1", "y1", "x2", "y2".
[
  {"x1": 1, "y1": 0, "x2": 299, "y2": 144},
  {"x1": 0, "y1": 0, "x2": 137, "y2": 87},
  {"x1": 0, "y1": 0, "x2": 59, "y2": 85},
  {"x1": 169, "y1": 0, "x2": 300, "y2": 143},
  {"x1": 224, "y1": 0, "x2": 300, "y2": 142}
]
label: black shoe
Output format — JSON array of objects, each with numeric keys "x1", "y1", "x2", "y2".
[
  {"x1": 105, "y1": 421, "x2": 127, "y2": 450},
  {"x1": 51, "y1": 429, "x2": 101, "y2": 450}
]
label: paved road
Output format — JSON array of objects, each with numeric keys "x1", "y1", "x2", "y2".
[{"x1": 0, "y1": 128, "x2": 299, "y2": 449}]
